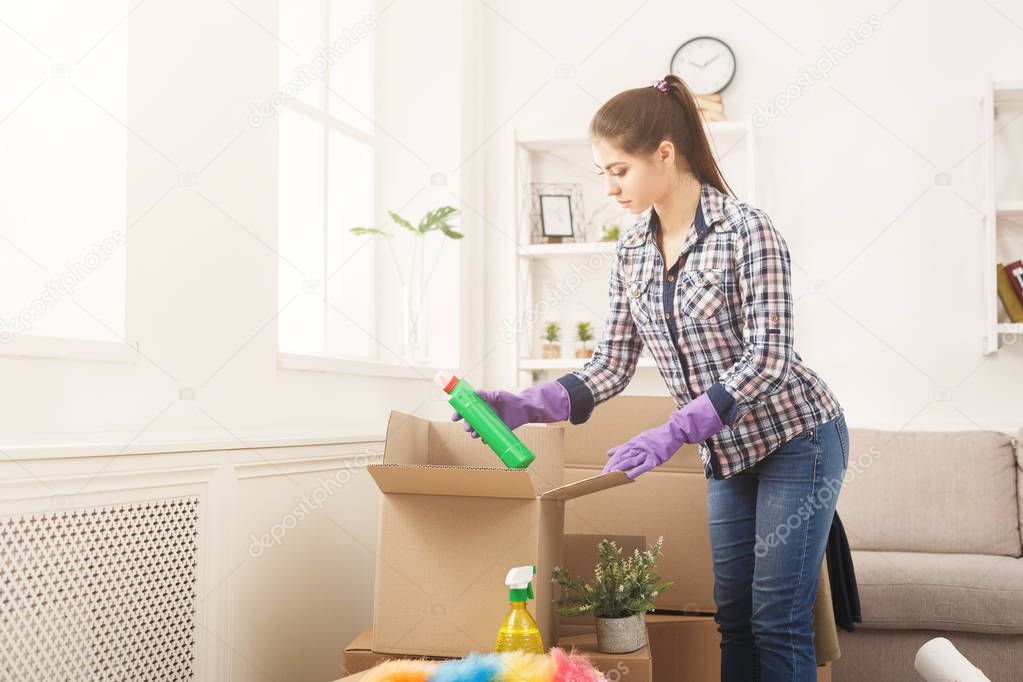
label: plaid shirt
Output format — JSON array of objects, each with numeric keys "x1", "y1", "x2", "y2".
[{"x1": 557, "y1": 181, "x2": 843, "y2": 479}]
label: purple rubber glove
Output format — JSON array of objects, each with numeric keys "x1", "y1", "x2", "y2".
[
  {"x1": 450, "y1": 380, "x2": 571, "y2": 439},
  {"x1": 601, "y1": 392, "x2": 725, "y2": 479}
]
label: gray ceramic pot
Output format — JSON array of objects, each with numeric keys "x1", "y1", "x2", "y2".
[{"x1": 595, "y1": 612, "x2": 647, "y2": 653}]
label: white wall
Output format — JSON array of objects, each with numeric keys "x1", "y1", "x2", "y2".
[
  {"x1": 0, "y1": 0, "x2": 485, "y2": 441},
  {"x1": 0, "y1": 1, "x2": 483, "y2": 680},
  {"x1": 481, "y1": 0, "x2": 1023, "y2": 433}
]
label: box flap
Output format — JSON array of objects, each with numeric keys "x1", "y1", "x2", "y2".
[
  {"x1": 426, "y1": 414, "x2": 566, "y2": 492},
  {"x1": 538, "y1": 470, "x2": 632, "y2": 501},
  {"x1": 383, "y1": 411, "x2": 431, "y2": 465},
  {"x1": 562, "y1": 395, "x2": 703, "y2": 473},
  {"x1": 383, "y1": 410, "x2": 566, "y2": 492},
  {"x1": 367, "y1": 464, "x2": 539, "y2": 499},
  {"x1": 427, "y1": 416, "x2": 511, "y2": 468}
]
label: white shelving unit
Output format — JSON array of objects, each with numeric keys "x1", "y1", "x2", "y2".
[
  {"x1": 982, "y1": 79, "x2": 1023, "y2": 354},
  {"x1": 512, "y1": 119, "x2": 757, "y2": 387}
]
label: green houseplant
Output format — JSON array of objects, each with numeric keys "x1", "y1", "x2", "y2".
[
  {"x1": 552, "y1": 537, "x2": 674, "y2": 653},
  {"x1": 350, "y1": 207, "x2": 461, "y2": 361},
  {"x1": 542, "y1": 321, "x2": 561, "y2": 359},
  {"x1": 574, "y1": 321, "x2": 595, "y2": 359}
]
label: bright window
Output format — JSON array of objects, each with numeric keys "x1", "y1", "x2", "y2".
[
  {"x1": 0, "y1": 1, "x2": 129, "y2": 347},
  {"x1": 277, "y1": 0, "x2": 376, "y2": 359}
]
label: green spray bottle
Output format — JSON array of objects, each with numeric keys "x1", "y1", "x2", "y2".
[{"x1": 435, "y1": 370, "x2": 536, "y2": 470}]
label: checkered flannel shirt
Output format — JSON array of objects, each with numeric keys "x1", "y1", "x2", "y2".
[{"x1": 557, "y1": 181, "x2": 843, "y2": 479}]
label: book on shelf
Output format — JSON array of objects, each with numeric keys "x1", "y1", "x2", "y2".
[
  {"x1": 1007, "y1": 260, "x2": 1023, "y2": 301},
  {"x1": 996, "y1": 261, "x2": 1023, "y2": 323}
]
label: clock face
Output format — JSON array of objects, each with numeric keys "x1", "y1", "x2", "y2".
[{"x1": 669, "y1": 36, "x2": 736, "y2": 96}]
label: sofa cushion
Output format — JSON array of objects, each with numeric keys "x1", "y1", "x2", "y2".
[
  {"x1": 837, "y1": 428, "x2": 1020, "y2": 557},
  {"x1": 853, "y1": 550, "x2": 1023, "y2": 634}
]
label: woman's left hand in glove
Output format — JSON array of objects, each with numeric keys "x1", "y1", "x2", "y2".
[{"x1": 602, "y1": 392, "x2": 726, "y2": 479}]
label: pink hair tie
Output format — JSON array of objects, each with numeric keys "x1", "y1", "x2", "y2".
[{"x1": 652, "y1": 78, "x2": 669, "y2": 93}]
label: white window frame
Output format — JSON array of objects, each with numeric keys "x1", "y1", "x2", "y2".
[
  {"x1": 275, "y1": 0, "x2": 442, "y2": 378},
  {"x1": 0, "y1": 3, "x2": 134, "y2": 365}
]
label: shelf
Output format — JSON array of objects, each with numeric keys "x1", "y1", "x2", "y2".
[
  {"x1": 981, "y1": 76, "x2": 1023, "y2": 354},
  {"x1": 518, "y1": 241, "x2": 617, "y2": 258},
  {"x1": 997, "y1": 202, "x2": 1023, "y2": 220},
  {"x1": 994, "y1": 80, "x2": 1023, "y2": 105},
  {"x1": 519, "y1": 356, "x2": 657, "y2": 371},
  {"x1": 516, "y1": 120, "x2": 751, "y2": 152},
  {"x1": 511, "y1": 115, "x2": 757, "y2": 376}
]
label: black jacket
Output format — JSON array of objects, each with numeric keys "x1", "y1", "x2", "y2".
[{"x1": 827, "y1": 510, "x2": 862, "y2": 630}]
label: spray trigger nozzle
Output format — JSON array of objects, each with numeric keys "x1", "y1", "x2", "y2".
[{"x1": 505, "y1": 565, "x2": 536, "y2": 601}]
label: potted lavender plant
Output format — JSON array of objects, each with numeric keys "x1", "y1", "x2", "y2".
[{"x1": 552, "y1": 537, "x2": 674, "y2": 653}]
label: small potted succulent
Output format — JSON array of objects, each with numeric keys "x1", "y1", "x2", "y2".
[
  {"x1": 575, "y1": 321, "x2": 594, "y2": 359},
  {"x1": 552, "y1": 537, "x2": 674, "y2": 654},
  {"x1": 542, "y1": 321, "x2": 561, "y2": 359},
  {"x1": 600, "y1": 224, "x2": 620, "y2": 242}
]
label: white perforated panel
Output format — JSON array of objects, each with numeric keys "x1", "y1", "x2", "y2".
[{"x1": 0, "y1": 497, "x2": 201, "y2": 680}]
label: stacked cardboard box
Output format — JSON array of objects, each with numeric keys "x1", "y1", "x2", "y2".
[
  {"x1": 560, "y1": 396, "x2": 714, "y2": 611},
  {"x1": 355, "y1": 399, "x2": 837, "y2": 679},
  {"x1": 558, "y1": 395, "x2": 841, "y2": 667}
]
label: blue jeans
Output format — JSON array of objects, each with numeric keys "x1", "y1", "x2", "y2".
[{"x1": 707, "y1": 411, "x2": 849, "y2": 682}]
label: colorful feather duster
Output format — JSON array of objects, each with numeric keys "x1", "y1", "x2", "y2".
[{"x1": 355, "y1": 647, "x2": 604, "y2": 681}]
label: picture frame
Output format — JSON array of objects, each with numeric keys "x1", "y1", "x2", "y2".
[{"x1": 529, "y1": 182, "x2": 585, "y2": 243}]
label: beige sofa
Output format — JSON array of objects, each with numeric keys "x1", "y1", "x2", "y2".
[{"x1": 832, "y1": 426, "x2": 1023, "y2": 680}]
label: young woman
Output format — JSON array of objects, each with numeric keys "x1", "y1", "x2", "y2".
[{"x1": 454, "y1": 74, "x2": 849, "y2": 681}]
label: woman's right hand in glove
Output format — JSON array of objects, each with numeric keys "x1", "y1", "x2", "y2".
[{"x1": 450, "y1": 380, "x2": 571, "y2": 439}]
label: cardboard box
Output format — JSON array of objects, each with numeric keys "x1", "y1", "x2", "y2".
[
  {"x1": 557, "y1": 632, "x2": 652, "y2": 681},
  {"x1": 340, "y1": 625, "x2": 455, "y2": 676},
  {"x1": 560, "y1": 395, "x2": 841, "y2": 665},
  {"x1": 647, "y1": 617, "x2": 830, "y2": 682},
  {"x1": 562, "y1": 395, "x2": 704, "y2": 474},
  {"x1": 336, "y1": 618, "x2": 825, "y2": 682},
  {"x1": 562, "y1": 467, "x2": 716, "y2": 612},
  {"x1": 367, "y1": 410, "x2": 633, "y2": 657},
  {"x1": 342, "y1": 624, "x2": 651, "y2": 681},
  {"x1": 646, "y1": 614, "x2": 720, "y2": 682},
  {"x1": 561, "y1": 396, "x2": 716, "y2": 612}
]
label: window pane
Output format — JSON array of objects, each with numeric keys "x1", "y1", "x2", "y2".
[
  {"x1": 0, "y1": 1, "x2": 127, "y2": 343},
  {"x1": 327, "y1": 0, "x2": 375, "y2": 135},
  {"x1": 278, "y1": 109, "x2": 325, "y2": 355},
  {"x1": 277, "y1": 0, "x2": 324, "y2": 110},
  {"x1": 325, "y1": 131, "x2": 373, "y2": 358}
]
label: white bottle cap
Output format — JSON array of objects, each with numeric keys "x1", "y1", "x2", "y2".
[{"x1": 434, "y1": 369, "x2": 455, "y2": 391}]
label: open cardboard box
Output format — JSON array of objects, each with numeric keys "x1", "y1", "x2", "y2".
[{"x1": 366, "y1": 409, "x2": 634, "y2": 657}]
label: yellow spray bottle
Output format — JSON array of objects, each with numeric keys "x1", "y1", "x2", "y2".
[{"x1": 495, "y1": 564, "x2": 544, "y2": 654}]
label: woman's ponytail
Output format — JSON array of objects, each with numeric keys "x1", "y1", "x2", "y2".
[{"x1": 589, "y1": 74, "x2": 735, "y2": 197}]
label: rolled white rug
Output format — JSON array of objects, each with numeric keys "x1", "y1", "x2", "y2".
[{"x1": 914, "y1": 637, "x2": 991, "y2": 681}]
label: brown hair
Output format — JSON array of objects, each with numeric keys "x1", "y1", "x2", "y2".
[{"x1": 589, "y1": 74, "x2": 734, "y2": 197}]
